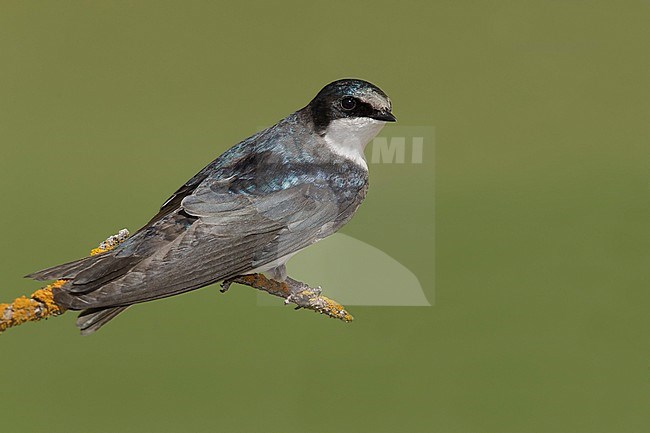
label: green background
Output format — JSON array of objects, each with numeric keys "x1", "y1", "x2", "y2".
[{"x1": 1, "y1": 1, "x2": 648, "y2": 432}]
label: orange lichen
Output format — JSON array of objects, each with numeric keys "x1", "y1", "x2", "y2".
[
  {"x1": 0, "y1": 280, "x2": 69, "y2": 333},
  {"x1": 32, "y1": 280, "x2": 66, "y2": 315},
  {"x1": 8, "y1": 297, "x2": 35, "y2": 323}
]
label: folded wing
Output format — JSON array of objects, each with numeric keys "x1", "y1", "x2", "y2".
[{"x1": 53, "y1": 181, "x2": 344, "y2": 310}]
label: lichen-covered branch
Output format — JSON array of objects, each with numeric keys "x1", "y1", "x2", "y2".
[
  {"x1": 0, "y1": 280, "x2": 67, "y2": 333},
  {"x1": 0, "y1": 229, "x2": 130, "y2": 334},
  {"x1": 1, "y1": 228, "x2": 353, "y2": 334},
  {"x1": 222, "y1": 274, "x2": 353, "y2": 322},
  {"x1": 89, "y1": 229, "x2": 130, "y2": 256}
]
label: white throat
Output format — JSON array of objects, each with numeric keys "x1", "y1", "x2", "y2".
[{"x1": 323, "y1": 117, "x2": 386, "y2": 169}]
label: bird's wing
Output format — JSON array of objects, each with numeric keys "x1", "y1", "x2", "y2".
[
  {"x1": 57, "y1": 179, "x2": 349, "y2": 309},
  {"x1": 183, "y1": 179, "x2": 347, "y2": 268},
  {"x1": 143, "y1": 161, "x2": 218, "y2": 227},
  {"x1": 143, "y1": 129, "x2": 269, "y2": 226}
]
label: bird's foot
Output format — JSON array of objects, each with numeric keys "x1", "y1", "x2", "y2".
[{"x1": 220, "y1": 279, "x2": 233, "y2": 293}]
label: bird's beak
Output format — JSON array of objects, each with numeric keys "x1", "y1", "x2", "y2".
[{"x1": 371, "y1": 111, "x2": 397, "y2": 122}]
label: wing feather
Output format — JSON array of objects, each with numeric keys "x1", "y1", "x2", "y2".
[{"x1": 55, "y1": 182, "x2": 350, "y2": 309}]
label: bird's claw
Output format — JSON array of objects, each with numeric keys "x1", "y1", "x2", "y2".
[{"x1": 220, "y1": 280, "x2": 232, "y2": 293}]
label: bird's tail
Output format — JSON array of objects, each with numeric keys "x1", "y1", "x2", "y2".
[
  {"x1": 26, "y1": 229, "x2": 131, "y2": 282},
  {"x1": 76, "y1": 306, "x2": 130, "y2": 335},
  {"x1": 0, "y1": 229, "x2": 134, "y2": 335},
  {"x1": 25, "y1": 255, "x2": 104, "y2": 281}
]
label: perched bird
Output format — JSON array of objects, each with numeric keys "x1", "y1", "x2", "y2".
[{"x1": 27, "y1": 79, "x2": 396, "y2": 334}]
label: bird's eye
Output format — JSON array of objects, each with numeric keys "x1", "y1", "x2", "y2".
[{"x1": 341, "y1": 96, "x2": 357, "y2": 111}]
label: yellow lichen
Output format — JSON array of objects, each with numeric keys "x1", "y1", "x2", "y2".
[
  {"x1": 0, "y1": 280, "x2": 70, "y2": 332},
  {"x1": 32, "y1": 281, "x2": 66, "y2": 316},
  {"x1": 319, "y1": 296, "x2": 354, "y2": 322},
  {"x1": 90, "y1": 229, "x2": 130, "y2": 256},
  {"x1": 89, "y1": 247, "x2": 106, "y2": 256},
  {"x1": 0, "y1": 296, "x2": 36, "y2": 331}
]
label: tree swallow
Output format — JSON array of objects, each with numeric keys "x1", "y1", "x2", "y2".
[{"x1": 27, "y1": 78, "x2": 396, "y2": 334}]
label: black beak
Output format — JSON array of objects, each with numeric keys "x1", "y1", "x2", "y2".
[{"x1": 371, "y1": 111, "x2": 397, "y2": 122}]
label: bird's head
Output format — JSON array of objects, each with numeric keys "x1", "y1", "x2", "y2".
[{"x1": 308, "y1": 79, "x2": 396, "y2": 135}]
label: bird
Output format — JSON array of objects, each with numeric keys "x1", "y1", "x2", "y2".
[{"x1": 27, "y1": 78, "x2": 396, "y2": 334}]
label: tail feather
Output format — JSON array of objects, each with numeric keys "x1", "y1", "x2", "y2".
[
  {"x1": 25, "y1": 255, "x2": 106, "y2": 281},
  {"x1": 27, "y1": 252, "x2": 142, "y2": 295},
  {"x1": 67, "y1": 256, "x2": 141, "y2": 294},
  {"x1": 76, "y1": 306, "x2": 129, "y2": 335}
]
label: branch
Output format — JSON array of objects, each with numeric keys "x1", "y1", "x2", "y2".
[
  {"x1": 1, "y1": 229, "x2": 353, "y2": 334},
  {"x1": 0, "y1": 280, "x2": 67, "y2": 333},
  {"x1": 222, "y1": 274, "x2": 353, "y2": 322}
]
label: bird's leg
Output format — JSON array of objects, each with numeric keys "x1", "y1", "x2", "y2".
[
  {"x1": 220, "y1": 273, "x2": 353, "y2": 322},
  {"x1": 267, "y1": 264, "x2": 287, "y2": 282},
  {"x1": 220, "y1": 264, "x2": 285, "y2": 293},
  {"x1": 219, "y1": 280, "x2": 233, "y2": 293}
]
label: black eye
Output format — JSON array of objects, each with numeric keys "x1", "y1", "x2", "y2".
[{"x1": 341, "y1": 96, "x2": 357, "y2": 111}]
